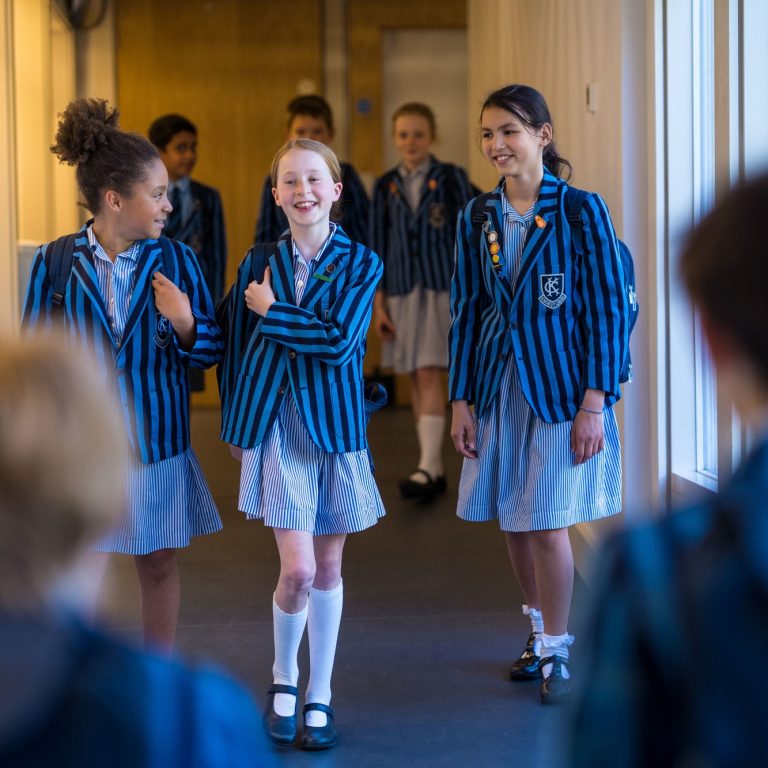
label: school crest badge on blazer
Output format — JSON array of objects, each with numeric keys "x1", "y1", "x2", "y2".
[
  {"x1": 428, "y1": 202, "x2": 447, "y2": 229},
  {"x1": 538, "y1": 273, "x2": 566, "y2": 309},
  {"x1": 154, "y1": 313, "x2": 172, "y2": 348}
]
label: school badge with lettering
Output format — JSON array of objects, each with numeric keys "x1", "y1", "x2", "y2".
[
  {"x1": 538, "y1": 273, "x2": 566, "y2": 309},
  {"x1": 428, "y1": 202, "x2": 447, "y2": 229},
  {"x1": 154, "y1": 313, "x2": 172, "y2": 348}
]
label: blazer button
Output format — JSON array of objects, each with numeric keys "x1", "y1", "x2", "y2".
[
  {"x1": 278, "y1": 386, "x2": 286, "y2": 395},
  {"x1": 288, "y1": 350, "x2": 297, "y2": 359}
]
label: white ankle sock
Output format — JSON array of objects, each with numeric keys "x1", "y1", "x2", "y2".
[
  {"x1": 305, "y1": 581, "x2": 344, "y2": 727},
  {"x1": 411, "y1": 414, "x2": 445, "y2": 482},
  {"x1": 271, "y1": 596, "x2": 308, "y2": 716},
  {"x1": 522, "y1": 605, "x2": 544, "y2": 655},
  {"x1": 540, "y1": 632, "x2": 574, "y2": 680}
]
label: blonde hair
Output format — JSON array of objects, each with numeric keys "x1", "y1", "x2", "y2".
[
  {"x1": 270, "y1": 138, "x2": 342, "y2": 187},
  {"x1": 0, "y1": 333, "x2": 126, "y2": 609}
]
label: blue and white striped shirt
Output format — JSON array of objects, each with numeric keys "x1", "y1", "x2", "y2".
[{"x1": 87, "y1": 226, "x2": 141, "y2": 344}]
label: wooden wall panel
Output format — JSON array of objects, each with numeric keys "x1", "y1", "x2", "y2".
[
  {"x1": 115, "y1": 0, "x2": 322, "y2": 404},
  {"x1": 347, "y1": 0, "x2": 466, "y2": 177},
  {"x1": 116, "y1": 0, "x2": 322, "y2": 272},
  {"x1": 467, "y1": 0, "x2": 622, "y2": 224}
]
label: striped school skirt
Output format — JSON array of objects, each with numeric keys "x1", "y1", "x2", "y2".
[
  {"x1": 238, "y1": 396, "x2": 385, "y2": 535},
  {"x1": 457, "y1": 359, "x2": 622, "y2": 532},
  {"x1": 95, "y1": 448, "x2": 222, "y2": 555},
  {"x1": 381, "y1": 286, "x2": 450, "y2": 373}
]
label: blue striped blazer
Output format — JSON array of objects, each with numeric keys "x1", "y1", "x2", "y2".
[
  {"x1": 220, "y1": 227, "x2": 382, "y2": 453},
  {"x1": 253, "y1": 162, "x2": 370, "y2": 246},
  {"x1": 22, "y1": 228, "x2": 223, "y2": 463},
  {"x1": 448, "y1": 171, "x2": 628, "y2": 423},
  {"x1": 370, "y1": 157, "x2": 474, "y2": 296}
]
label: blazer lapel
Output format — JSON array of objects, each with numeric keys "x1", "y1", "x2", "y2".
[
  {"x1": 270, "y1": 237, "x2": 297, "y2": 305},
  {"x1": 510, "y1": 171, "x2": 559, "y2": 300},
  {"x1": 299, "y1": 229, "x2": 349, "y2": 309},
  {"x1": 477, "y1": 189, "x2": 514, "y2": 308},
  {"x1": 71, "y1": 238, "x2": 112, "y2": 336},
  {"x1": 120, "y1": 241, "x2": 163, "y2": 348}
]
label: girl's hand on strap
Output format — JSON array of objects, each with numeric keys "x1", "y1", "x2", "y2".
[
  {"x1": 570, "y1": 388, "x2": 606, "y2": 465},
  {"x1": 450, "y1": 400, "x2": 478, "y2": 459},
  {"x1": 244, "y1": 265, "x2": 276, "y2": 316},
  {"x1": 152, "y1": 271, "x2": 195, "y2": 349}
]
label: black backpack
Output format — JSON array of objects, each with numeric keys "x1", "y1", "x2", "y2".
[{"x1": 469, "y1": 187, "x2": 638, "y2": 383}]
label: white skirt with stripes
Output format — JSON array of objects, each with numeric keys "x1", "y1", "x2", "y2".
[
  {"x1": 95, "y1": 448, "x2": 222, "y2": 555},
  {"x1": 238, "y1": 396, "x2": 385, "y2": 535},
  {"x1": 457, "y1": 359, "x2": 622, "y2": 532},
  {"x1": 381, "y1": 286, "x2": 450, "y2": 373}
]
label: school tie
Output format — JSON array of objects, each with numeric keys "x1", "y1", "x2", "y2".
[{"x1": 166, "y1": 185, "x2": 182, "y2": 236}]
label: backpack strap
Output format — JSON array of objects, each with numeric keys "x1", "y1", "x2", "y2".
[
  {"x1": 48, "y1": 234, "x2": 78, "y2": 310},
  {"x1": 564, "y1": 186, "x2": 589, "y2": 257}
]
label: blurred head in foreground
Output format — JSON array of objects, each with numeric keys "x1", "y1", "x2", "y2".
[{"x1": 0, "y1": 334, "x2": 126, "y2": 612}]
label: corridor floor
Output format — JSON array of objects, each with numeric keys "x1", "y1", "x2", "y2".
[{"x1": 99, "y1": 406, "x2": 577, "y2": 767}]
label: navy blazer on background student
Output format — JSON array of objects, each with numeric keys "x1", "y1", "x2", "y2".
[
  {"x1": 370, "y1": 156, "x2": 474, "y2": 297},
  {"x1": 22, "y1": 229, "x2": 223, "y2": 463},
  {"x1": 254, "y1": 163, "x2": 370, "y2": 246},
  {"x1": 221, "y1": 226, "x2": 382, "y2": 453},
  {"x1": 449, "y1": 169, "x2": 629, "y2": 424},
  {"x1": 167, "y1": 179, "x2": 227, "y2": 303}
]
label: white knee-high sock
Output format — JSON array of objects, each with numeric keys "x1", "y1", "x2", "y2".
[
  {"x1": 305, "y1": 581, "x2": 344, "y2": 727},
  {"x1": 412, "y1": 414, "x2": 445, "y2": 481},
  {"x1": 272, "y1": 596, "x2": 308, "y2": 716}
]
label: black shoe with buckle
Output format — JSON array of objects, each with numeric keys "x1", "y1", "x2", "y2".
[
  {"x1": 399, "y1": 469, "x2": 447, "y2": 502},
  {"x1": 539, "y1": 656, "x2": 573, "y2": 704},
  {"x1": 263, "y1": 684, "x2": 298, "y2": 745},
  {"x1": 301, "y1": 703, "x2": 337, "y2": 751},
  {"x1": 508, "y1": 632, "x2": 540, "y2": 680}
]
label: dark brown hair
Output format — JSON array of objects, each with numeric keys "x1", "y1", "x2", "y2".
[
  {"x1": 51, "y1": 98, "x2": 159, "y2": 214},
  {"x1": 481, "y1": 84, "x2": 572, "y2": 180},
  {"x1": 679, "y1": 172, "x2": 768, "y2": 385}
]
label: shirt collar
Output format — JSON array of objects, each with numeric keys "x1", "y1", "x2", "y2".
[
  {"x1": 500, "y1": 188, "x2": 535, "y2": 224},
  {"x1": 169, "y1": 176, "x2": 191, "y2": 194},
  {"x1": 87, "y1": 224, "x2": 142, "y2": 263},
  {"x1": 397, "y1": 158, "x2": 431, "y2": 180},
  {"x1": 292, "y1": 223, "x2": 337, "y2": 266}
]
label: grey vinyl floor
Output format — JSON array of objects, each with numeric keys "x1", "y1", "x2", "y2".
[{"x1": 98, "y1": 406, "x2": 580, "y2": 768}]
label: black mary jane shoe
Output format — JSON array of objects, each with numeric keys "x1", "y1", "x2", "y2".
[
  {"x1": 301, "y1": 703, "x2": 338, "y2": 751},
  {"x1": 398, "y1": 469, "x2": 447, "y2": 502},
  {"x1": 539, "y1": 656, "x2": 573, "y2": 705},
  {"x1": 508, "y1": 632, "x2": 541, "y2": 681},
  {"x1": 263, "y1": 684, "x2": 298, "y2": 745}
]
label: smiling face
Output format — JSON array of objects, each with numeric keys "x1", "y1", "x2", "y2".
[
  {"x1": 480, "y1": 106, "x2": 551, "y2": 182},
  {"x1": 272, "y1": 147, "x2": 342, "y2": 232},
  {"x1": 115, "y1": 157, "x2": 171, "y2": 241},
  {"x1": 158, "y1": 130, "x2": 197, "y2": 182},
  {"x1": 393, "y1": 113, "x2": 434, "y2": 171}
]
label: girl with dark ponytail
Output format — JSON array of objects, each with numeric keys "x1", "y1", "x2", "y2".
[
  {"x1": 24, "y1": 98, "x2": 224, "y2": 652},
  {"x1": 448, "y1": 85, "x2": 628, "y2": 703}
]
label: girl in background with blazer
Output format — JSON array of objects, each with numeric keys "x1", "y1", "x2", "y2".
[
  {"x1": 221, "y1": 138, "x2": 384, "y2": 751},
  {"x1": 22, "y1": 99, "x2": 224, "y2": 652},
  {"x1": 371, "y1": 102, "x2": 474, "y2": 502},
  {"x1": 449, "y1": 85, "x2": 628, "y2": 703}
]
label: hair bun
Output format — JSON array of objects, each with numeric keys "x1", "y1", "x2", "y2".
[{"x1": 50, "y1": 98, "x2": 121, "y2": 166}]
